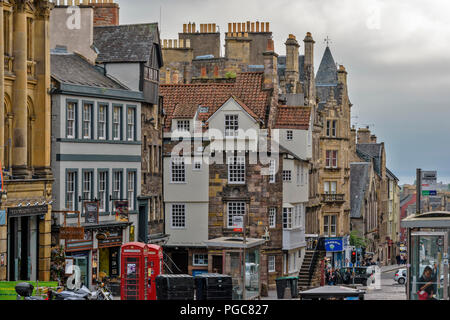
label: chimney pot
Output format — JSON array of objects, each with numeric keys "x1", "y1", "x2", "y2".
[
  {"x1": 233, "y1": 23, "x2": 237, "y2": 33},
  {"x1": 261, "y1": 22, "x2": 265, "y2": 32},
  {"x1": 256, "y1": 21, "x2": 260, "y2": 32},
  {"x1": 228, "y1": 23, "x2": 232, "y2": 33},
  {"x1": 183, "y1": 24, "x2": 187, "y2": 33},
  {"x1": 251, "y1": 22, "x2": 255, "y2": 32},
  {"x1": 266, "y1": 22, "x2": 270, "y2": 32}
]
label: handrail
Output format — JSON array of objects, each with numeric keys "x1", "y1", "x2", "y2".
[{"x1": 306, "y1": 237, "x2": 325, "y2": 285}]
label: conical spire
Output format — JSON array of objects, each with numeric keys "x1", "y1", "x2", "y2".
[{"x1": 315, "y1": 46, "x2": 338, "y2": 85}]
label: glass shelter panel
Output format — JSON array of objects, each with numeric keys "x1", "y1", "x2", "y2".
[{"x1": 409, "y1": 232, "x2": 448, "y2": 300}]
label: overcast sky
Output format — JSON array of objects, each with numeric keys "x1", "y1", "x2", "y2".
[{"x1": 116, "y1": 0, "x2": 450, "y2": 185}]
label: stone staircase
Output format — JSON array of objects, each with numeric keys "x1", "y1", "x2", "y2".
[{"x1": 298, "y1": 249, "x2": 326, "y2": 291}]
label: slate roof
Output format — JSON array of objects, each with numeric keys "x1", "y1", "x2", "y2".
[
  {"x1": 275, "y1": 106, "x2": 311, "y2": 130},
  {"x1": 315, "y1": 46, "x2": 338, "y2": 85},
  {"x1": 160, "y1": 72, "x2": 270, "y2": 132},
  {"x1": 350, "y1": 162, "x2": 371, "y2": 219},
  {"x1": 93, "y1": 23, "x2": 158, "y2": 63},
  {"x1": 277, "y1": 55, "x2": 305, "y2": 81},
  {"x1": 386, "y1": 168, "x2": 399, "y2": 181},
  {"x1": 51, "y1": 52, "x2": 127, "y2": 89},
  {"x1": 356, "y1": 143, "x2": 383, "y2": 177}
]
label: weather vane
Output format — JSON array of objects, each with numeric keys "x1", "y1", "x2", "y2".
[{"x1": 324, "y1": 36, "x2": 332, "y2": 47}]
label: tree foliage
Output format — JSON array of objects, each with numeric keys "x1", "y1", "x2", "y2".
[{"x1": 349, "y1": 230, "x2": 367, "y2": 248}]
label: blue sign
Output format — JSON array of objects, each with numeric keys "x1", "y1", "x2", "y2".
[
  {"x1": 325, "y1": 238, "x2": 344, "y2": 252},
  {"x1": 192, "y1": 270, "x2": 208, "y2": 277}
]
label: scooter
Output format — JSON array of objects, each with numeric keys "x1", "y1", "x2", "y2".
[
  {"x1": 15, "y1": 282, "x2": 46, "y2": 300},
  {"x1": 48, "y1": 285, "x2": 93, "y2": 300}
]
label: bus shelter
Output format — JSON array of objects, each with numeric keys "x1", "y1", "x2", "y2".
[
  {"x1": 204, "y1": 237, "x2": 265, "y2": 300},
  {"x1": 401, "y1": 211, "x2": 450, "y2": 300}
]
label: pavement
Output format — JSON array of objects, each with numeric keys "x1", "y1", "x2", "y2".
[{"x1": 262, "y1": 264, "x2": 408, "y2": 300}]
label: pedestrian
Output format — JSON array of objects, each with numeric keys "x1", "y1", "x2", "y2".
[
  {"x1": 417, "y1": 265, "x2": 437, "y2": 300},
  {"x1": 343, "y1": 268, "x2": 352, "y2": 285},
  {"x1": 396, "y1": 254, "x2": 401, "y2": 265}
]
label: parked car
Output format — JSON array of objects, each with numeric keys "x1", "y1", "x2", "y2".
[
  {"x1": 394, "y1": 268, "x2": 407, "y2": 284},
  {"x1": 337, "y1": 267, "x2": 374, "y2": 286}
]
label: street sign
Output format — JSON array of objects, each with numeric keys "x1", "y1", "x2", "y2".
[
  {"x1": 324, "y1": 238, "x2": 343, "y2": 252},
  {"x1": 422, "y1": 190, "x2": 437, "y2": 196}
]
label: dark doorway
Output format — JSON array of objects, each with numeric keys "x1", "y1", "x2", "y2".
[
  {"x1": 8, "y1": 216, "x2": 31, "y2": 281},
  {"x1": 212, "y1": 255, "x2": 223, "y2": 274},
  {"x1": 170, "y1": 250, "x2": 189, "y2": 274},
  {"x1": 138, "y1": 204, "x2": 148, "y2": 243},
  {"x1": 20, "y1": 217, "x2": 30, "y2": 280}
]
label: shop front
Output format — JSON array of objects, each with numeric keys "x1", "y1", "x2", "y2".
[
  {"x1": 204, "y1": 237, "x2": 264, "y2": 300},
  {"x1": 61, "y1": 222, "x2": 129, "y2": 291},
  {"x1": 6, "y1": 205, "x2": 49, "y2": 281},
  {"x1": 324, "y1": 237, "x2": 344, "y2": 268},
  {"x1": 401, "y1": 211, "x2": 450, "y2": 300}
]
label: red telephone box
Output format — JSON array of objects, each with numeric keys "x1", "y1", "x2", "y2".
[
  {"x1": 146, "y1": 244, "x2": 163, "y2": 300},
  {"x1": 120, "y1": 242, "x2": 149, "y2": 300}
]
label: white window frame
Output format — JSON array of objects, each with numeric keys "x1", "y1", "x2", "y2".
[
  {"x1": 98, "y1": 171, "x2": 107, "y2": 212},
  {"x1": 66, "y1": 172, "x2": 76, "y2": 210},
  {"x1": 228, "y1": 156, "x2": 245, "y2": 184},
  {"x1": 171, "y1": 204, "x2": 186, "y2": 229},
  {"x1": 113, "y1": 171, "x2": 122, "y2": 200},
  {"x1": 127, "y1": 108, "x2": 135, "y2": 141},
  {"x1": 283, "y1": 207, "x2": 293, "y2": 230},
  {"x1": 193, "y1": 254, "x2": 208, "y2": 266},
  {"x1": 171, "y1": 157, "x2": 186, "y2": 183},
  {"x1": 227, "y1": 202, "x2": 246, "y2": 229},
  {"x1": 66, "y1": 103, "x2": 75, "y2": 139},
  {"x1": 282, "y1": 170, "x2": 292, "y2": 182},
  {"x1": 225, "y1": 114, "x2": 239, "y2": 137},
  {"x1": 82, "y1": 171, "x2": 92, "y2": 200},
  {"x1": 286, "y1": 130, "x2": 293, "y2": 141},
  {"x1": 268, "y1": 256, "x2": 276, "y2": 273},
  {"x1": 98, "y1": 105, "x2": 107, "y2": 140},
  {"x1": 113, "y1": 106, "x2": 121, "y2": 141},
  {"x1": 127, "y1": 171, "x2": 135, "y2": 211},
  {"x1": 324, "y1": 215, "x2": 337, "y2": 237},
  {"x1": 269, "y1": 208, "x2": 276, "y2": 228},
  {"x1": 176, "y1": 120, "x2": 190, "y2": 132},
  {"x1": 82, "y1": 104, "x2": 92, "y2": 139},
  {"x1": 269, "y1": 159, "x2": 276, "y2": 183},
  {"x1": 193, "y1": 159, "x2": 202, "y2": 171},
  {"x1": 324, "y1": 181, "x2": 337, "y2": 194}
]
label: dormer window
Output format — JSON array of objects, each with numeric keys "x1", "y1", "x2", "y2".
[
  {"x1": 177, "y1": 120, "x2": 190, "y2": 132},
  {"x1": 225, "y1": 114, "x2": 239, "y2": 137}
]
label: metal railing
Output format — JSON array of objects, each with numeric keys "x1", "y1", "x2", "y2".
[{"x1": 307, "y1": 237, "x2": 325, "y2": 286}]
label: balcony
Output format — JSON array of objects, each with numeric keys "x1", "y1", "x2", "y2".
[
  {"x1": 283, "y1": 227, "x2": 306, "y2": 250},
  {"x1": 321, "y1": 193, "x2": 345, "y2": 203}
]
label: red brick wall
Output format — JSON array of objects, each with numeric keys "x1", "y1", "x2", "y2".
[{"x1": 92, "y1": 3, "x2": 119, "y2": 27}]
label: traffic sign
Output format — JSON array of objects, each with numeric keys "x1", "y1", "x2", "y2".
[{"x1": 422, "y1": 190, "x2": 437, "y2": 196}]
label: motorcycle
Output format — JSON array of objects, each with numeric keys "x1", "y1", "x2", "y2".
[
  {"x1": 15, "y1": 282, "x2": 46, "y2": 300},
  {"x1": 94, "y1": 280, "x2": 113, "y2": 300}
]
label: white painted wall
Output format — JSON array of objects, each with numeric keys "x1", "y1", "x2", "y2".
[
  {"x1": 282, "y1": 158, "x2": 309, "y2": 204},
  {"x1": 276, "y1": 125, "x2": 312, "y2": 160},
  {"x1": 164, "y1": 202, "x2": 209, "y2": 247}
]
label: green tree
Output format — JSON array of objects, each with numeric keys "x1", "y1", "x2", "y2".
[
  {"x1": 225, "y1": 71, "x2": 236, "y2": 79},
  {"x1": 349, "y1": 230, "x2": 367, "y2": 248}
]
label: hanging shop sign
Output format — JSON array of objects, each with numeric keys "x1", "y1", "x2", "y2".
[
  {"x1": 98, "y1": 229, "x2": 123, "y2": 248},
  {"x1": 84, "y1": 201, "x2": 99, "y2": 224},
  {"x1": 66, "y1": 230, "x2": 93, "y2": 252},
  {"x1": 60, "y1": 227, "x2": 85, "y2": 240},
  {"x1": 114, "y1": 200, "x2": 129, "y2": 222}
]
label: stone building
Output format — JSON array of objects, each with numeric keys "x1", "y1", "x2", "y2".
[
  {"x1": 315, "y1": 45, "x2": 352, "y2": 241},
  {"x1": 0, "y1": 0, "x2": 54, "y2": 281},
  {"x1": 160, "y1": 39, "x2": 311, "y2": 291},
  {"x1": 160, "y1": 21, "x2": 273, "y2": 85}
]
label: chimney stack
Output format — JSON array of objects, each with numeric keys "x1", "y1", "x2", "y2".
[
  {"x1": 91, "y1": 0, "x2": 120, "y2": 27},
  {"x1": 357, "y1": 127, "x2": 372, "y2": 144},
  {"x1": 370, "y1": 135, "x2": 377, "y2": 143},
  {"x1": 285, "y1": 34, "x2": 300, "y2": 94}
]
